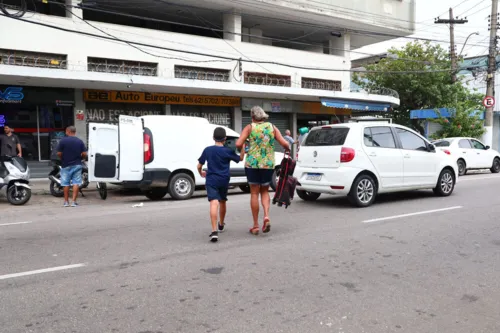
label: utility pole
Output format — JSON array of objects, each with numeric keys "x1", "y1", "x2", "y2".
[
  {"x1": 435, "y1": 8, "x2": 468, "y2": 82},
  {"x1": 484, "y1": 0, "x2": 499, "y2": 147}
]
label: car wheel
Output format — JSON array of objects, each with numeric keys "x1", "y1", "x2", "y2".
[
  {"x1": 239, "y1": 185, "x2": 251, "y2": 193},
  {"x1": 168, "y1": 173, "x2": 195, "y2": 200},
  {"x1": 433, "y1": 168, "x2": 455, "y2": 197},
  {"x1": 490, "y1": 157, "x2": 500, "y2": 173},
  {"x1": 270, "y1": 167, "x2": 280, "y2": 192},
  {"x1": 296, "y1": 190, "x2": 321, "y2": 201},
  {"x1": 143, "y1": 187, "x2": 168, "y2": 201},
  {"x1": 457, "y1": 159, "x2": 467, "y2": 176},
  {"x1": 348, "y1": 174, "x2": 377, "y2": 207}
]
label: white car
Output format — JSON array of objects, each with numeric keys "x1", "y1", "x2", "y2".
[
  {"x1": 294, "y1": 123, "x2": 458, "y2": 207},
  {"x1": 432, "y1": 137, "x2": 500, "y2": 176}
]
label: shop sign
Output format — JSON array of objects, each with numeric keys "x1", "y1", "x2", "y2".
[
  {"x1": 0, "y1": 115, "x2": 5, "y2": 127},
  {"x1": 171, "y1": 111, "x2": 232, "y2": 127},
  {"x1": 86, "y1": 107, "x2": 163, "y2": 124},
  {"x1": 271, "y1": 102, "x2": 281, "y2": 113},
  {"x1": 0, "y1": 87, "x2": 24, "y2": 104},
  {"x1": 84, "y1": 90, "x2": 241, "y2": 107}
]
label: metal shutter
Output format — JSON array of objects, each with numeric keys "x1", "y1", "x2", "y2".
[
  {"x1": 242, "y1": 111, "x2": 291, "y2": 152},
  {"x1": 427, "y1": 122, "x2": 443, "y2": 139}
]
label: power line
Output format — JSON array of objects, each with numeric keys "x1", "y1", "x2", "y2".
[{"x1": 0, "y1": 13, "x2": 455, "y2": 75}]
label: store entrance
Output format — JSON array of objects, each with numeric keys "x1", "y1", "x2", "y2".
[{"x1": 1, "y1": 104, "x2": 73, "y2": 161}]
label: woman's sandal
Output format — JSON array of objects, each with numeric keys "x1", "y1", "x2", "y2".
[
  {"x1": 249, "y1": 226, "x2": 259, "y2": 235},
  {"x1": 262, "y1": 218, "x2": 271, "y2": 233}
]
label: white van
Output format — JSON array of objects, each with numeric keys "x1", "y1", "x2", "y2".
[{"x1": 87, "y1": 115, "x2": 283, "y2": 200}]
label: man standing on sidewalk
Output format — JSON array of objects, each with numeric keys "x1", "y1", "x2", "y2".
[
  {"x1": 0, "y1": 125, "x2": 22, "y2": 157},
  {"x1": 56, "y1": 126, "x2": 87, "y2": 207},
  {"x1": 284, "y1": 130, "x2": 295, "y2": 151}
]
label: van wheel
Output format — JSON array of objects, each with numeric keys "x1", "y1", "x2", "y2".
[
  {"x1": 348, "y1": 175, "x2": 377, "y2": 207},
  {"x1": 144, "y1": 187, "x2": 168, "y2": 201},
  {"x1": 239, "y1": 185, "x2": 251, "y2": 193},
  {"x1": 433, "y1": 168, "x2": 455, "y2": 196},
  {"x1": 296, "y1": 190, "x2": 321, "y2": 201},
  {"x1": 169, "y1": 173, "x2": 195, "y2": 200}
]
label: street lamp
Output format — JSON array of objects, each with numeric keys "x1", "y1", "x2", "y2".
[{"x1": 459, "y1": 32, "x2": 480, "y2": 57}]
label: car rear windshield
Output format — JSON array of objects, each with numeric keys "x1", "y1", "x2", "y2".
[
  {"x1": 433, "y1": 140, "x2": 451, "y2": 147},
  {"x1": 303, "y1": 127, "x2": 350, "y2": 146}
]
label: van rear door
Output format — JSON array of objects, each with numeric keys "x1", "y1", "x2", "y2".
[
  {"x1": 88, "y1": 123, "x2": 119, "y2": 182},
  {"x1": 88, "y1": 115, "x2": 144, "y2": 183},
  {"x1": 298, "y1": 127, "x2": 350, "y2": 168},
  {"x1": 117, "y1": 115, "x2": 144, "y2": 181}
]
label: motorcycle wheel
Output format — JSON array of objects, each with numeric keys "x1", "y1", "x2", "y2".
[
  {"x1": 98, "y1": 182, "x2": 107, "y2": 200},
  {"x1": 49, "y1": 181, "x2": 64, "y2": 197},
  {"x1": 7, "y1": 185, "x2": 32, "y2": 205}
]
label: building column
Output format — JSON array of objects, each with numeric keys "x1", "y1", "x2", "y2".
[
  {"x1": 74, "y1": 89, "x2": 86, "y2": 141},
  {"x1": 66, "y1": 0, "x2": 82, "y2": 20},
  {"x1": 292, "y1": 112, "x2": 298, "y2": 157},
  {"x1": 234, "y1": 106, "x2": 242, "y2": 132},
  {"x1": 223, "y1": 12, "x2": 242, "y2": 42},
  {"x1": 164, "y1": 104, "x2": 171, "y2": 115},
  {"x1": 329, "y1": 33, "x2": 351, "y2": 90}
]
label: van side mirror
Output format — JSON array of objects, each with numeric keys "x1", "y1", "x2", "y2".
[
  {"x1": 486, "y1": 145, "x2": 490, "y2": 150},
  {"x1": 428, "y1": 144, "x2": 436, "y2": 152}
]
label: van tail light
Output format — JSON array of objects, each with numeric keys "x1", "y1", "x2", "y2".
[
  {"x1": 340, "y1": 147, "x2": 355, "y2": 163},
  {"x1": 144, "y1": 132, "x2": 152, "y2": 163},
  {"x1": 443, "y1": 149, "x2": 451, "y2": 155}
]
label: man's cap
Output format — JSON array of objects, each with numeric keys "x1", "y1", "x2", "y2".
[{"x1": 214, "y1": 127, "x2": 226, "y2": 142}]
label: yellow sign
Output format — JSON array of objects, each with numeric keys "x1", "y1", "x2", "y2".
[{"x1": 83, "y1": 90, "x2": 241, "y2": 107}]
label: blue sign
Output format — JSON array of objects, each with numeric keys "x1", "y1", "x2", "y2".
[
  {"x1": 0, "y1": 115, "x2": 5, "y2": 127},
  {"x1": 0, "y1": 87, "x2": 24, "y2": 104}
]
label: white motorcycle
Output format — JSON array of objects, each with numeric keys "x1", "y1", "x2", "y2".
[{"x1": 0, "y1": 155, "x2": 32, "y2": 205}]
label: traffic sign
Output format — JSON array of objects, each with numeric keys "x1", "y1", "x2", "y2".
[{"x1": 483, "y1": 96, "x2": 495, "y2": 108}]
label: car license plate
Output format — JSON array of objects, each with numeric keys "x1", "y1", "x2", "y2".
[{"x1": 306, "y1": 173, "x2": 322, "y2": 181}]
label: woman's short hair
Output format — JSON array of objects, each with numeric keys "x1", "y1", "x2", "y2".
[{"x1": 251, "y1": 106, "x2": 269, "y2": 121}]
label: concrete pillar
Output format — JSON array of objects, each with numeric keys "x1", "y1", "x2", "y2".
[
  {"x1": 66, "y1": 0, "x2": 82, "y2": 20},
  {"x1": 329, "y1": 34, "x2": 351, "y2": 58},
  {"x1": 74, "y1": 89, "x2": 86, "y2": 141},
  {"x1": 164, "y1": 104, "x2": 171, "y2": 115},
  {"x1": 234, "y1": 107, "x2": 242, "y2": 132},
  {"x1": 223, "y1": 12, "x2": 242, "y2": 42},
  {"x1": 250, "y1": 28, "x2": 263, "y2": 44},
  {"x1": 291, "y1": 112, "x2": 297, "y2": 157}
]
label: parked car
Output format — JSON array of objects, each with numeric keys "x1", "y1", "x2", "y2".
[
  {"x1": 432, "y1": 137, "x2": 500, "y2": 176},
  {"x1": 87, "y1": 115, "x2": 283, "y2": 201},
  {"x1": 294, "y1": 123, "x2": 458, "y2": 207}
]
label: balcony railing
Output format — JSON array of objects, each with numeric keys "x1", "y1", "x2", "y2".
[
  {"x1": 174, "y1": 65, "x2": 230, "y2": 82},
  {"x1": 88, "y1": 57, "x2": 157, "y2": 76},
  {"x1": 0, "y1": 49, "x2": 67, "y2": 69},
  {"x1": 302, "y1": 77, "x2": 341, "y2": 91},
  {"x1": 244, "y1": 72, "x2": 292, "y2": 87}
]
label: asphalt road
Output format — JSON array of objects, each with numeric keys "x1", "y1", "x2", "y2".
[{"x1": 1, "y1": 174, "x2": 500, "y2": 333}]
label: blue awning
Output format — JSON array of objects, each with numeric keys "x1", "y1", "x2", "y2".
[
  {"x1": 321, "y1": 98, "x2": 391, "y2": 112},
  {"x1": 410, "y1": 108, "x2": 484, "y2": 120}
]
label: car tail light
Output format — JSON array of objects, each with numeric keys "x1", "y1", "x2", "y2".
[
  {"x1": 144, "y1": 132, "x2": 152, "y2": 163},
  {"x1": 296, "y1": 146, "x2": 300, "y2": 160},
  {"x1": 443, "y1": 149, "x2": 451, "y2": 155},
  {"x1": 340, "y1": 147, "x2": 355, "y2": 163}
]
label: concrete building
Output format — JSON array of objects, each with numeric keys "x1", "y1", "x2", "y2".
[{"x1": 0, "y1": 0, "x2": 414, "y2": 162}]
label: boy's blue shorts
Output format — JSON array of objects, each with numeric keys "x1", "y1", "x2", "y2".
[{"x1": 206, "y1": 185, "x2": 229, "y2": 202}]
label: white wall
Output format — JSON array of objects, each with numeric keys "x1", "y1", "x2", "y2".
[{"x1": 0, "y1": 14, "x2": 349, "y2": 90}]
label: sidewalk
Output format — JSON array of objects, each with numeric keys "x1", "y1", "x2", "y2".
[{"x1": 28, "y1": 179, "x2": 123, "y2": 195}]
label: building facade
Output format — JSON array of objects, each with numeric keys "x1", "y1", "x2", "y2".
[{"x1": 0, "y1": 0, "x2": 414, "y2": 160}]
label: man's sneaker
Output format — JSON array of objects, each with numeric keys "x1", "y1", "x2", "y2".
[
  {"x1": 218, "y1": 222, "x2": 225, "y2": 232},
  {"x1": 209, "y1": 231, "x2": 219, "y2": 243},
  {"x1": 63, "y1": 201, "x2": 70, "y2": 207},
  {"x1": 71, "y1": 202, "x2": 79, "y2": 207}
]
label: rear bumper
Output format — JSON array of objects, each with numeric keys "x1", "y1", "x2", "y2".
[
  {"x1": 294, "y1": 166, "x2": 362, "y2": 195},
  {"x1": 122, "y1": 168, "x2": 171, "y2": 188}
]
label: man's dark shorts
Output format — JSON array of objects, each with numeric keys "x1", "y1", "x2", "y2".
[
  {"x1": 245, "y1": 168, "x2": 274, "y2": 186},
  {"x1": 206, "y1": 185, "x2": 229, "y2": 202}
]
